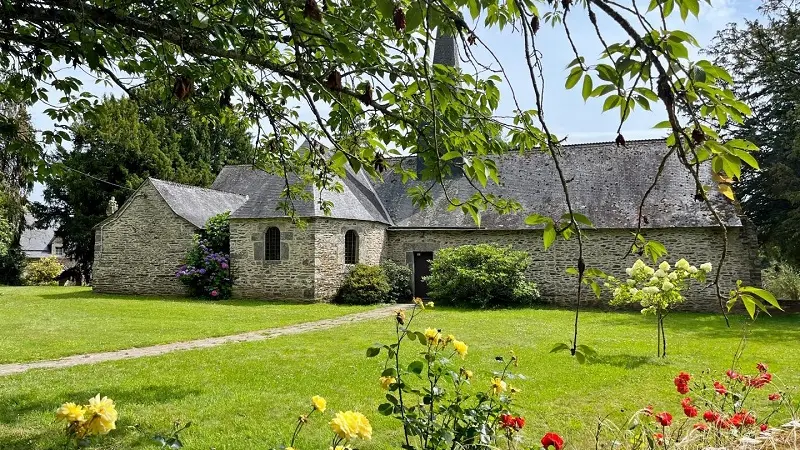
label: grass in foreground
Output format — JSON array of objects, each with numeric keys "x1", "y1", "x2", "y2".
[
  {"x1": 0, "y1": 286, "x2": 371, "y2": 363},
  {"x1": 0, "y1": 306, "x2": 798, "y2": 449}
]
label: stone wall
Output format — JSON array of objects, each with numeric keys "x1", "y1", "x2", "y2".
[
  {"x1": 229, "y1": 218, "x2": 388, "y2": 300},
  {"x1": 229, "y1": 218, "x2": 317, "y2": 300},
  {"x1": 386, "y1": 226, "x2": 760, "y2": 312},
  {"x1": 314, "y1": 219, "x2": 388, "y2": 299},
  {"x1": 93, "y1": 181, "x2": 196, "y2": 295}
]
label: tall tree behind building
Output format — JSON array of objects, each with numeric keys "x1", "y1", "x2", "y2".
[
  {"x1": 33, "y1": 84, "x2": 255, "y2": 278},
  {"x1": 708, "y1": 0, "x2": 800, "y2": 263}
]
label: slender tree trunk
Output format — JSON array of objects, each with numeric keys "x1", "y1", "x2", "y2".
[
  {"x1": 661, "y1": 314, "x2": 667, "y2": 358},
  {"x1": 656, "y1": 311, "x2": 662, "y2": 358}
]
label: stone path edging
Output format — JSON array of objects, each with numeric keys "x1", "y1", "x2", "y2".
[{"x1": 0, "y1": 304, "x2": 411, "y2": 377}]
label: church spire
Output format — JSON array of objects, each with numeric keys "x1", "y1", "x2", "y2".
[{"x1": 432, "y1": 29, "x2": 458, "y2": 69}]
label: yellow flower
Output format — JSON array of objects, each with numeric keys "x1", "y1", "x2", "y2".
[
  {"x1": 287, "y1": 447, "x2": 295, "y2": 450},
  {"x1": 453, "y1": 340, "x2": 468, "y2": 359},
  {"x1": 491, "y1": 377, "x2": 507, "y2": 395},
  {"x1": 424, "y1": 328, "x2": 440, "y2": 344},
  {"x1": 330, "y1": 411, "x2": 372, "y2": 441},
  {"x1": 445, "y1": 334, "x2": 456, "y2": 344},
  {"x1": 56, "y1": 402, "x2": 86, "y2": 423},
  {"x1": 312, "y1": 395, "x2": 327, "y2": 412},
  {"x1": 463, "y1": 369, "x2": 473, "y2": 380},
  {"x1": 84, "y1": 394, "x2": 117, "y2": 436},
  {"x1": 426, "y1": 301, "x2": 434, "y2": 308},
  {"x1": 379, "y1": 376, "x2": 396, "y2": 390},
  {"x1": 395, "y1": 309, "x2": 406, "y2": 325},
  {"x1": 413, "y1": 297, "x2": 424, "y2": 309}
]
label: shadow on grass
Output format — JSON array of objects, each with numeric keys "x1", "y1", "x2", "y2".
[
  {"x1": 0, "y1": 417, "x2": 161, "y2": 450},
  {"x1": 589, "y1": 353, "x2": 660, "y2": 369},
  {"x1": 36, "y1": 290, "x2": 321, "y2": 307},
  {"x1": 0, "y1": 384, "x2": 201, "y2": 424}
]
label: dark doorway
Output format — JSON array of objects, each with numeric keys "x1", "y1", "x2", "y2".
[{"x1": 413, "y1": 251, "x2": 434, "y2": 299}]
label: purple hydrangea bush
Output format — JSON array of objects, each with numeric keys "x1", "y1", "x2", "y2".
[{"x1": 176, "y1": 213, "x2": 233, "y2": 300}]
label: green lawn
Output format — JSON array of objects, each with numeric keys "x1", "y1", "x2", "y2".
[
  {"x1": 0, "y1": 286, "x2": 372, "y2": 363},
  {"x1": 0, "y1": 306, "x2": 798, "y2": 449}
]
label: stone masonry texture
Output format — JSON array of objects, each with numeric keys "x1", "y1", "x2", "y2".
[
  {"x1": 386, "y1": 227, "x2": 760, "y2": 312},
  {"x1": 93, "y1": 181, "x2": 197, "y2": 295}
]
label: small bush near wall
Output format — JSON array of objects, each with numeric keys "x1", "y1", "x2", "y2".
[
  {"x1": 176, "y1": 212, "x2": 233, "y2": 300},
  {"x1": 763, "y1": 262, "x2": 800, "y2": 300},
  {"x1": 425, "y1": 244, "x2": 540, "y2": 308},
  {"x1": 381, "y1": 260, "x2": 412, "y2": 303},
  {"x1": 24, "y1": 256, "x2": 64, "y2": 285},
  {"x1": 334, "y1": 264, "x2": 391, "y2": 305}
]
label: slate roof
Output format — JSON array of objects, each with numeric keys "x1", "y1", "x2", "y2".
[
  {"x1": 19, "y1": 213, "x2": 56, "y2": 258},
  {"x1": 372, "y1": 139, "x2": 742, "y2": 229},
  {"x1": 432, "y1": 29, "x2": 458, "y2": 68},
  {"x1": 211, "y1": 165, "x2": 393, "y2": 224},
  {"x1": 149, "y1": 178, "x2": 248, "y2": 228}
]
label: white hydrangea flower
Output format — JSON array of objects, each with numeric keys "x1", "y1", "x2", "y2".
[
  {"x1": 625, "y1": 267, "x2": 633, "y2": 276},
  {"x1": 630, "y1": 288, "x2": 639, "y2": 296},
  {"x1": 688, "y1": 266, "x2": 698, "y2": 274},
  {"x1": 644, "y1": 266, "x2": 655, "y2": 276},
  {"x1": 675, "y1": 258, "x2": 690, "y2": 271},
  {"x1": 642, "y1": 286, "x2": 660, "y2": 295},
  {"x1": 649, "y1": 276, "x2": 660, "y2": 284},
  {"x1": 659, "y1": 261, "x2": 671, "y2": 271},
  {"x1": 613, "y1": 287, "x2": 622, "y2": 298},
  {"x1": 627, "y1": 279, "x2": 636, "y2": 286},
  {"x1": 654, "y1": 269, "x2": 667, "y2": 278},
  {"x1": 668, "y1": 271, "x2": 678, "y2": 281},
  {"x1": 662, "y1": 280, "x2": 675, "y2": 291},
  {"x1": 700, "y1": 262, "x2": 712, "y2": 273}
]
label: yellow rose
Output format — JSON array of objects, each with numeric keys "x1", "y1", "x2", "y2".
[
  {"x1": 330, "y1": 411, "x2": 372, "y2": 441},
  {"x1": 424, "y1": 328, "x2": 440, "y2": 344},
  {"x1": 491, "y1": 377, "x2": 507, "y2": 395},
  {"x1": 463, "y1": 369, "x2": 473, "y2": 380},
  {"x1": 86, "y1": 395, "x2": 117, "y2": 424},
  {"x1": 312, "y1": 395, "x2": 327, "y2": 412},
  {"x1": 413, "y1": 298, "x2": 424, "y2": 309},
  {"x1": 445, "y1": 334, "x2": 456, "y2": 344},
  {"x1": 379, "y1": 376, "x2": 396, "y2": 390},
  {"x1": 452, "y1": 340, "x2": 468, "y2": 359},
  {"x1": 286, "y1": 447, "x2": 295, "y2": 450},
  {"x1": 84, "y1": 415, "x2": 116, "y2": 436},
  {"x1": 56, "y1": 402, "x2": 86, "y2": 423}
]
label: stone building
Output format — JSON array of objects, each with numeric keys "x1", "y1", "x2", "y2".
[
  {"x1": 92, "y1": 137, "x2": 760, "y2": 311},
  {"x1": 91, "y1": 33, "x2": 760, "y2": 311}
]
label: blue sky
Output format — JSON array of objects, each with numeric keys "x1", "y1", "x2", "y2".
[{"x1": 28, "y1": 0, "x2": 760, "y2": 202}]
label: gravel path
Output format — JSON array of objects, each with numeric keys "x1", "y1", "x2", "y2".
[{"x1": 0, "y1": 304, "x2": 408, "y2": 377}]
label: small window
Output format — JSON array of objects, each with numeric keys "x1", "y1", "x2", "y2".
[
  {"x1": 54, "y1": 246, "x2": 64, "y2": 256},
  {"x1": 344, "y1": 230, "x2": 359, "y2": 264},
  {"x1": 265, "y1": 227, "x2": 281, "y2": 260}
]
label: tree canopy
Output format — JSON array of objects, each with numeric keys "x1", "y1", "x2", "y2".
[
  {"x1": 708, "y1": 0, "x2": 800, "y2": 264},
  {"x1": 32, "y1": 84, "x2": 254, "y2": 275}
]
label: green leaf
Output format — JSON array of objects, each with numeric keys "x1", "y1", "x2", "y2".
[
  {"x1": 366, "y1": 345, "x2": 382, "y2": 357},
  {"x1": 740, "y1": 286, "x2": 781, "y2": 309},
  {"x1": 730, "y1": 149, "x2": 759, "y2": 170},
  {"x1": 408, "y1": 360, "x2": 424, "y2": 375},
  {"x1": 602, "y1": 95, "x2": 621, "y2": 112},
  {"x1": 406, "y1": 4, "x2": 423, "y2": 32},
  {"x1": 741, "y1": 294, "x2": 757, "y2": 319},
  {"x1": 543, "y1": 223, "x2": 556, "y2": 250},
  {"x1": 581, "y1": 75, "x2": 593, "y2": 101},
  {"x1": 525, "y1": 213, "x2": 551, "y2": 226},
  {"x1": 382, "y1": 367, "x2": 398, "y2": 377},
  {"x1": 441, "y1": 151, "x2": 461, "y2": 161},
  {"x1": 378, "y1": 402, "x2": 394, "y2": 415},
  {"x1": 590, "y1": 281, "x2": 601, "y2": 298},
  {"x1": 653, "y1": 120, "x2": 673, "y2": 129},
  {"x1": 565, "y1": 68, "x2": 583, "y2": 90},
  {"x1": 575, "y1": 351, "x2": 586, "y2": 364}
]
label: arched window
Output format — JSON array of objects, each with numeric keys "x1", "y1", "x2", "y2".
[
  {"x1": 265, "y1": 227, "x2": 281, "y2": 260},
  {"x1": 344, "y1": 230, "x2": 359, "y2": 264}
]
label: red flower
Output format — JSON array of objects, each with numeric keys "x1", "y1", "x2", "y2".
[
  {"x1": 713, "y1": 381, "x2": 728, "y2": 395},
  {"x1": 760, "y1": 423, "x2": 768, "y2": 432},
  {"x1": 674, "y1": 372, "x2": 691, "y2": 394},
  {"x1": 703, "y1": 410, "x2": 720, "y2": 423},
  {"x1": 750, "y1": 373, "x2": 772, "y2": 388},
  {"x1": 683, "y1": 405, "x2": 698, "y2": 417},
  {"x1": 681, "y1": 397, "x2": 692, "y2": 408},
  {"x1": 655, "y1": 412, "x2": 673, "y2": 427},
  {"x1": 731, "y1": 413, "x2": 745, "y2": 428},
  {"x1": 499, "y1": 414, "x2": 516, "y2": 429},
  {"x1": 757, "y1": 362, "x2": 768, "y2": 373},
  {"x1": 515, "y1": 417, "x2": 525, "y2": 429},
  {"x1": 726, "y1": 369, "x2": 739, "y2": 379},
  {"x1": 653, "y1": 432, "x2": 664, "y2": 445},
  {"x1": 716, "y1": 418, "x2": 732, "y2": 429},
  {"x1": 769, "y1": 393, "x2": 781, "y2": 401},
  {"x1": 541, "y1": 432, "x2": 564, "y2": 450},
  {"x1": 693, "y1": 423, "x2": 708, "y2": 432}
]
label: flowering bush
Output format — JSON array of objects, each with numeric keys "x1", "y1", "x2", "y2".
[
  {"x1": 176, "y1": 237, "x2": 233, "y2": 299},
  {"x1": 176, "y1": 212, "x2": 233, "y2": 300},
  {"x1": 596, "y1": 363, "x2": 798, "y2": 449},
  {"x1": 607, "y1": 259, "x2": 711, "y2": 357},
  {"x1": 55, "y1": 394, "x2": 118, "y2": 447},
  {"x1": 366, "y1": 298, "x2": 561, "y2": 450},
  {"x1": 24, "y1": 256, "x2": 63, "y2": 285}
]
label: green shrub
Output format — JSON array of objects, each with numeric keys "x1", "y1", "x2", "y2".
[
  {"x1": 176, "y1": 212, "x2": 233, "y2": 300},
  {"x1": 425, "y1": 244, "x2": 540, "y2": 308},
  {"x1": 334, "y1": 264, "x2": 391, "y2": 305},
  {"x1": 0, "y1": 245, "x2": 26, "y2": 285},
  {"x1": 381, "y1": 259, "x2": 412, "y2": 303},
  {"x1": 201, "y1": 211, "x2": 231, "y2": 253},
  {"x1": 24, "y1": 256, "x2": 64, "y2": 285},
  {"x1": 763, "y1": 263, "x2": 800, "y2": 300}
]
